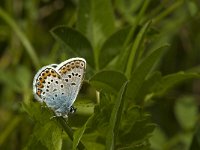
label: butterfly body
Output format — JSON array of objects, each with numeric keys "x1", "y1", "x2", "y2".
[{"x1": 33, "y1": 58, "x2": 86, "y2": 118}]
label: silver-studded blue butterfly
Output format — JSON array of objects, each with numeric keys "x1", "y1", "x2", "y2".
[{"x1": 33, "y1": 58, "x2": 86, "y2": 118}]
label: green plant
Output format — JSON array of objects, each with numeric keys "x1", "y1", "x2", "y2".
[{"x1": 0, "y1": 0, "x2": 200, "y2": 150}]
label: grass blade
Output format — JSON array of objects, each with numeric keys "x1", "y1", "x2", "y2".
[
  {"x1": 106, "y1": 82, "x2": 128, "y2": 150},
  {"x1": 126, "y1": 45, "x2": 168, "y2": 101},
  {"x1": 0, "y1": 8, "x2": 40, "y2": 68}
]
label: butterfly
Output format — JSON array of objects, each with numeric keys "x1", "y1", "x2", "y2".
[{"x1": 33, "y1": 57, "x2": 86, "y2": 118}]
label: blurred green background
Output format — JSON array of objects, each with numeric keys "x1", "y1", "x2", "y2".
[{"x1": 0, "y1": 0, "x2": 200, "y2": 150}]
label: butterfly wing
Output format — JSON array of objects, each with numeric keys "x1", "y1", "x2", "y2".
[
  {"x1": 56, "y1": 58, "x2": 86, "y2": 109},
  {"x1": 33, "y1": 66, "x2": 68, "y2": 113},
  {"x1": 33, "y1": 58, "x2": 86, "y2": 117}
]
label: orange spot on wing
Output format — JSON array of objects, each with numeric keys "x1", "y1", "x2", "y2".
[
  {"x1": 37, "y1": 82, "x2": 44, "y2": 88},
  {"x1": 37, "y1": 90, "x2": 42, "y2": 96}
]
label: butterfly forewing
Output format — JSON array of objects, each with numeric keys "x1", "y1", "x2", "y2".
[{"x1": 56, "y1": 58, "x2": 86, "y2": 108}]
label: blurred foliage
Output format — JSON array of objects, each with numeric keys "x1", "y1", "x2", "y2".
[{"x1": 0, "y1": 0, "x2": 200, "y2": 150}]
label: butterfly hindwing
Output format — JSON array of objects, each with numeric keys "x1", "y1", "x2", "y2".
[{"x1": 33, "y1": 66, "x2": 67, "y2": 111}]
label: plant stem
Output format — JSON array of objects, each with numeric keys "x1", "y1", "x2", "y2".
[{"x1": 57, "y1": 117, "x2": 85, "y2": 150}]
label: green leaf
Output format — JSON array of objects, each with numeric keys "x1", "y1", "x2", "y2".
[
  {"x1": 125, "y1": 21, "x2": 152, "y2": 77},
  {"x1": 117, "y1": 1, "x2": 151, "y2": 74},
  {"x1": 117, "y1": 144, "x2": 150, "y2": 150},
  {"x1": 73, "y1": 115, "x2": 94, "y2": 150},
  {"x1": 0, "y1": 69, "x2": 21, "y2": 92},
  {"x1": 120, "y1": 106, "x2": 142, "y2": 132},
  {"x1": 16, "y1": 66, "x2": 31, "y2": 90},
  {"x1": 120, "y1": 115, "x2": 156, "y2": 146},
  {"x1": 56, "y1": 117, "x2": 85, "y2": 150},
  {"x1": 126, "y1": 45, "x2": 168, "y2": 101},
  {"x1": 0, "y1": 66, "x2": 31, "y2": 98},
  {"x1": 0, "y1": 8, "x2": 40, "y2": 68},
  {"x1": 25, "y1": 121, "x2": 62, "y2": 150},
  {"x1": 0, "y1": 116, "x2": 21, "y2": 146},
  {"x1": 174, "y1": 96, "x2": 198, "y2": 130},
  {"x1": 50, "y1": 26, "x2": 95, "y2": 69},
  {"x1": 89, "y1": 70, "x2": 127, "y2": 94},
  {"x1": 190, "y1": 126, "x2": 200, "y2": 150},
  {"x1": 154, "y1": 72, "x2": 200, "y2": 96},
  {"x1": 76, "y1": 98, "x2": 113, "y2": 149},
  {"x1": 77, "y1": 0, "x2": 115, "y2": 50},
  {"x1": 149, "y1": 127, "x2": 167, "y2": 150},
  {"x1": 23, "y1": 101, "x2": 62, "y2": 150},
  {"x1": 135, "y1": 71, "x2": 162, "y2": 104},
  {"x1": 98, "y1": 26, "x2": 131, "y2": 69},
  {"x1": 23, "y1": 101, "x2": 86, "y2": 150},
  {"x1": 106, "y1": 82, "x2": 128, "y2": 150},
  {"x1": 116, "y1": 0, "x2": 144, "y2": 22}
]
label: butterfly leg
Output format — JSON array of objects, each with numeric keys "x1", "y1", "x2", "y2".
[
  {"x1": 50, "y1": 112, "x2": 62, "y2": 120},
  {"x1": 50, "y1": 115, "x2": 57, "y2": 120}
]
